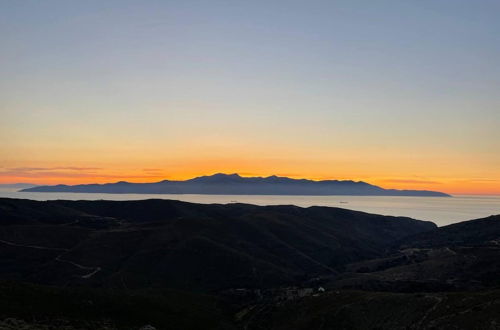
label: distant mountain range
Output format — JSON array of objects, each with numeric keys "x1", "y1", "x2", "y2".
[{"x1": 21, "y1": 173, "x2": 450, "y2": 196}]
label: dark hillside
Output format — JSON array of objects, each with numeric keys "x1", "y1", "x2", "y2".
[
  {"x1": 2, "y1": 198, "x2": 500, "y2": 329},
  {"x1": 399, "y1": 214, "x2": 500, "y2": 248},
  {"x1": 327, "y1": 214, "x2": 500, "y2": 292},
  {"x1": 0, "y1": 198, "x2": 435, "y2": 292}
]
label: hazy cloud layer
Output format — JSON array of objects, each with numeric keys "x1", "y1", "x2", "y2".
[
  {"x1": 5, "y1": 167, "x2": 102, "y2": 172},
  {"x1": 383, "y1": 179, "x2": 442, "y2": 185},
  {"x1": 0, "y1": 167, "x2": 160, "y2": 180}
]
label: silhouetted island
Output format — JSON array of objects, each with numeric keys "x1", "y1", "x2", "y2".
[{"x1": 21, "y1": 173, "x2": 450, "y2": 196}]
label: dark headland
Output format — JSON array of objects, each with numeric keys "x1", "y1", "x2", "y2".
[{"x1": 21, "y1": 173, "x2": 450, "y2": 196}]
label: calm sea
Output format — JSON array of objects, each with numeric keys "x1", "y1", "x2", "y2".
[{"x1": 1, "y1": 188, "x2": 499, "y2": 227}]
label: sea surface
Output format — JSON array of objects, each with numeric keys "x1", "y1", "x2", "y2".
[{"x1": 0, "y1": 188, "x2": 499, "y2": 227}]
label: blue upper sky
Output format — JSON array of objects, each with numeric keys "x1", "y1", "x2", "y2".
[{"x1": 0, "y1": 0, "x2": 499, "y2": 194}]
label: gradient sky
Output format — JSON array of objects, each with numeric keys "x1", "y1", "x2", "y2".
[{"x1": 1, "y1": 0, "x2": 499, "y2": 194}]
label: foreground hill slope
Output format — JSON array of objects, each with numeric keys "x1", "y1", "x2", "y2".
[
  {"x1": 329, "y1": 215, "x2": 500, "y2": 292},
  {"x1": 0, "y1": 198, "x2": 435, "y2": 292},
  {"x1": 1, "y1": 198, "x2": 500, "y2": 329},
  {"x1": 0, "y1": 280, "x2": 231, "y2": 330},
  {"x1": 243, "y1": 289, "x2": 500, "y2": 330},
  {"x1": 240, "y1": 213, "x2": 500, "y2": 329},
  {"x1": 21, "y1": 173, "x2": 450, "y2": 196},
  {"x1": 2, "y1": 281, "x2": 500, "y2": 330}
]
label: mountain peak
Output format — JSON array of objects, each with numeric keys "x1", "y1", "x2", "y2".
[
  {"x1": 215, "y1": 173, "x2": 241, "y2": 178},
  {"x1": 188, "y1": 173, "x2": 244, "y2": 183}
]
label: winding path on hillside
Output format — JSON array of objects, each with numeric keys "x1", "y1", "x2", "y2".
[{"x1": 0, "y1": 239, "x2": 101, "y2": 279}]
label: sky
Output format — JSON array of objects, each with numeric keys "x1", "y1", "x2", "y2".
[{"x1": 0, "y1": 0, "x2": 499, "y2": 194}]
